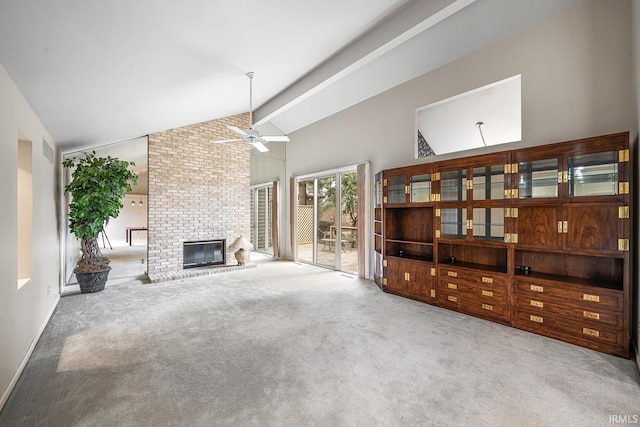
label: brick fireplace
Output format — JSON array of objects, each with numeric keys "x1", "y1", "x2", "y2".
[{"x1": 147, "y1": 113, "x2": 251, "y2": 280}]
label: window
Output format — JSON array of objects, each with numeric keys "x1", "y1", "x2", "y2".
[{"x1": 17, "y1": 133, "x2": 33, "y2": 289}]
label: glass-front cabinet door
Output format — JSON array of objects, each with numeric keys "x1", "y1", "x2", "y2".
[
  {"x1": 440, "y1": 169, "x2": 467, "y2": 202},
  {"x1": 472, "y1": 208, "x2": 505, "y2": 242},
  {"x1": 440, "y1": 208, "x2": 467, "y2": 240},
  {"x1": 568, "y1": 150, "x2": 619, "y2": 197},
  {"x1": 385, "y1": 176, "x2": 406, "y2": 204},
  {"x1": 472, "y1": 165, "x2": 505, "y2": 201},
  {"x1": 374, "y1": 172, "x2": 383, "y2": 207},
  {"x1": 437, "y1": 154, "x2": 509, "y2": 243},
  {"x1": 517, "y1": 158, "x2": 559, "y2": 199},
  {"x1": 513, "y1": 136, "x2": 629, "y2": 202},
  {"x1": 383, "y1": 165, "x2": 434, "y2": 205},
  {"x1": 410, "y1": 173, "x2": 432, "y2": 203}
]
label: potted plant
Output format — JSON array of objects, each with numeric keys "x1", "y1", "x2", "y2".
[{"x1": 63, "y1": 151, "x2": 138, "y2": 293}]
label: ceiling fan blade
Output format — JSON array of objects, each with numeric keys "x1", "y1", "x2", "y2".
[
  {"x1": 227, "y1": 125, "x2": 249, "y2": 136},
  {"x1": 251, "y1": 141, "x2": 269, "y2": 152},
  {"x1": 262, "y1": 135, "x2": 290, "y2": 142}
]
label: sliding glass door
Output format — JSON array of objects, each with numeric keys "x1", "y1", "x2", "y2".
[
  {"x1": 296, "y1": 178, "x2": 314, "y2": 264},
  {"x1": 315, "y1": 175, "x2": 337, "y2": 269},
  {"x1": 251, "y1": 183, "x2": 273, "y2": 255},
  {"x1": 295, "y1": 169, "x2": 359, "y2": 274}
]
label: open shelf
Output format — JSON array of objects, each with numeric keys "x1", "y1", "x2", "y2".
[
  {"x1": 385, "y1": 207, "x2": 433, "y2": 243},
  {"x1": 513, "y1": 270, "x2": 623, "y2": 291},
  {"x1": 438, "y1": 242, "x2": 507, "y2": 273},
  {"x1": 514, "y1": 250, "x2": 623, "y2": 286},
  {"x1": 439, "y1": 260, "x2": 507, "y2": 274},
  {"x1": 386, "y1": 253, "x2": 434, "y2": 263},
  {"x1": 386, "y1": 240, "x2": 433, "y2": 262}
]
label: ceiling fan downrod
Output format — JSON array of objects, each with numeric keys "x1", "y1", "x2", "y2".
[{"x1": 246, "y1": 71, "x2": 254, "y2": 127}]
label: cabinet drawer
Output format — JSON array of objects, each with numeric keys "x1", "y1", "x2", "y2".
[
  {"x1": 513, "y1": 307, "x2": 624, "y2": 349},
  {"x1": 438, "y1": 285, "x2": 508, "y2": 321},
  {"x1": 439, "y1": 279, "x2": 507, "y2": 302},
  {"x1": 514, "y1": 278, "x2": 623, "y2": 312},
  {"x1": 513, "y1": 294, "x2": 623, "y2": 329},
  {"x1": 463, "y1": 298, "x2": 509, "y2": 321},
  {"x1": 438, "y1": 268, "x2": 505, "y2": 289}
]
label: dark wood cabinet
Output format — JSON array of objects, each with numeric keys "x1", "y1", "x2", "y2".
[
  {"x1": 384, "y1": 257, "x2": 435, "y2": 303},
  {"x1": 373, "y1": 172, "x2": 384, "y2": 289},
  {"x1": 564, "y1": 203, "x2": 624, "y2": 254},
  {"x1": 437, "y1": 265, "x2": 509, "y2": 323},
  {"x1": 379, "y1": 132, "x2": 631, "y2": 357},
  {"x1": 512, "y1": 276, "x2": 626, "y2": 355}
]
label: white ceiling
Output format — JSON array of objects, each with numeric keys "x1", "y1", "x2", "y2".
[{"x1": 0, "y1": 0, "x2": 581, "y2": 152}]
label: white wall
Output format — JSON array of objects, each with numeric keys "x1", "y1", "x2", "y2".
[
  {"x1": 284, "y1": 0, "x2": 635, "y2": 260},
  {"x1": 103, "y1": 194, "x2": 148, "y2": 245},
  {"x1": 0, "y1": 64, "x2": 61, "y2": 408}
]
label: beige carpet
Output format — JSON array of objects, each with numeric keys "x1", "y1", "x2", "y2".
[{"x1": 1, "y1": 260, "x2": 638, "y2": 426}]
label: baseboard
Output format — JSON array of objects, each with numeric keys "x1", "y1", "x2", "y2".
[{"x1": 0, "y1": 295, "x2": 59, "y2": 411}]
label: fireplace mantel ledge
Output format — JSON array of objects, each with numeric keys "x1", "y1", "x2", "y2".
[{"x1": 147, "y1": 263, "x2": 257, "y2": 284}]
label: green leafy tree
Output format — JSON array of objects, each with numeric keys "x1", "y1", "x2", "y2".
[
  {"x1": 340, "y1": 173, "x2": 358, "y2": 226},
  {"x1": 311, "y1": 173, "x2": 358, "y2": 226},
  {"x1": 63, "y1": 152, "x2": 138, "y2": 270}
]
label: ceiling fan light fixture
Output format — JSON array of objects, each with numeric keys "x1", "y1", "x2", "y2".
[
  {"x1": 476, "y1": 121, "x2": 487, "y2": 146},
  {"x1": 212, "y1": 72, "x2": 289, "y2": 151}
]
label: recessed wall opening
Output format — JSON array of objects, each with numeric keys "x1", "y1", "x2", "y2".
[
  {"x1": 17, "y1": 131, "x2": 33, "y2": 289},
  {"x1": 416, "y1": 75, "x2": 522, "y2": 157}
]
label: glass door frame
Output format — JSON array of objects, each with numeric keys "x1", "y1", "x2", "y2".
[
  {"x1": 251, "y1": 181, "x2": 276, "y2": 256},
  {"x1": 294, "y1": 165, "x2": 364, "y2": 274}
]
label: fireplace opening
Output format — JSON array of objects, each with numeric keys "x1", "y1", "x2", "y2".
[{"x1": 183, "y1": 239, "x2": 225, "y2": 269}]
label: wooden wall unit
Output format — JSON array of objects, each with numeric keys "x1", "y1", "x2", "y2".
[{"x1": 375, "y1": 132, "x2": 631, "y2": 357}]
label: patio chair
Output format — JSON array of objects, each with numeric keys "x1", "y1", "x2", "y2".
[{"x1": 318, "y1": 228, "x2": 332, "y2": 250}]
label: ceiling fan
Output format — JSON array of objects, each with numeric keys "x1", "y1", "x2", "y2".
[{"x1": 213, "y1": 72, "x2": 289, "y2": 152}]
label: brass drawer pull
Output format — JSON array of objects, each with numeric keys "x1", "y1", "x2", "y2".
[
  {"x1": 481, "y1": 304, "x2": 493, "y2": 311},
  {"x1": 530, "y1": 300, "x2": 544, "y2": 308},
  {"x1": 448, "y1": 296, "x2": 458, "y2": 302},
  {"x1": 583, "y1": 328, "x2": 600, "y2": 337},
  {"x1": 481, "y1": 276, "x2": 493, "y2": 283},
  {"x1": 447, "y1": 271, "x2": 458, "y2": 277},
  {"x1": 583, "y1": 311, "x2": 600, "y2": 320},
  {"x1": 482, "y1": 290, "x2": 493, "y2": 297},
  {"x1": 529, "y1": 315, "x2": 543, "y2": 323},
  {"x1": 583, "y1": 294, "x2": 600, "y2": 303},
  {"x1": 447, "y1": 283, "x2": 458, "y2": 290},
  {"x1": 530, "y1": 285, "x2": 544, "y2": 292}
]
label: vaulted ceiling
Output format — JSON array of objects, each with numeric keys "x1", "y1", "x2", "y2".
[{"x1": 0, "y1": 0, "x2": 580, "y2": 152}]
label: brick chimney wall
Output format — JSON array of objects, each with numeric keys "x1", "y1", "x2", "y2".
[{"x1": 147, "y1": 113, "x2": 250, "y2": 275}]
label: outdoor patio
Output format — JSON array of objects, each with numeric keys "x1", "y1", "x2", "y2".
[{"x1": 296, "y1": 242, "x2": 359, "y2": 274}]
